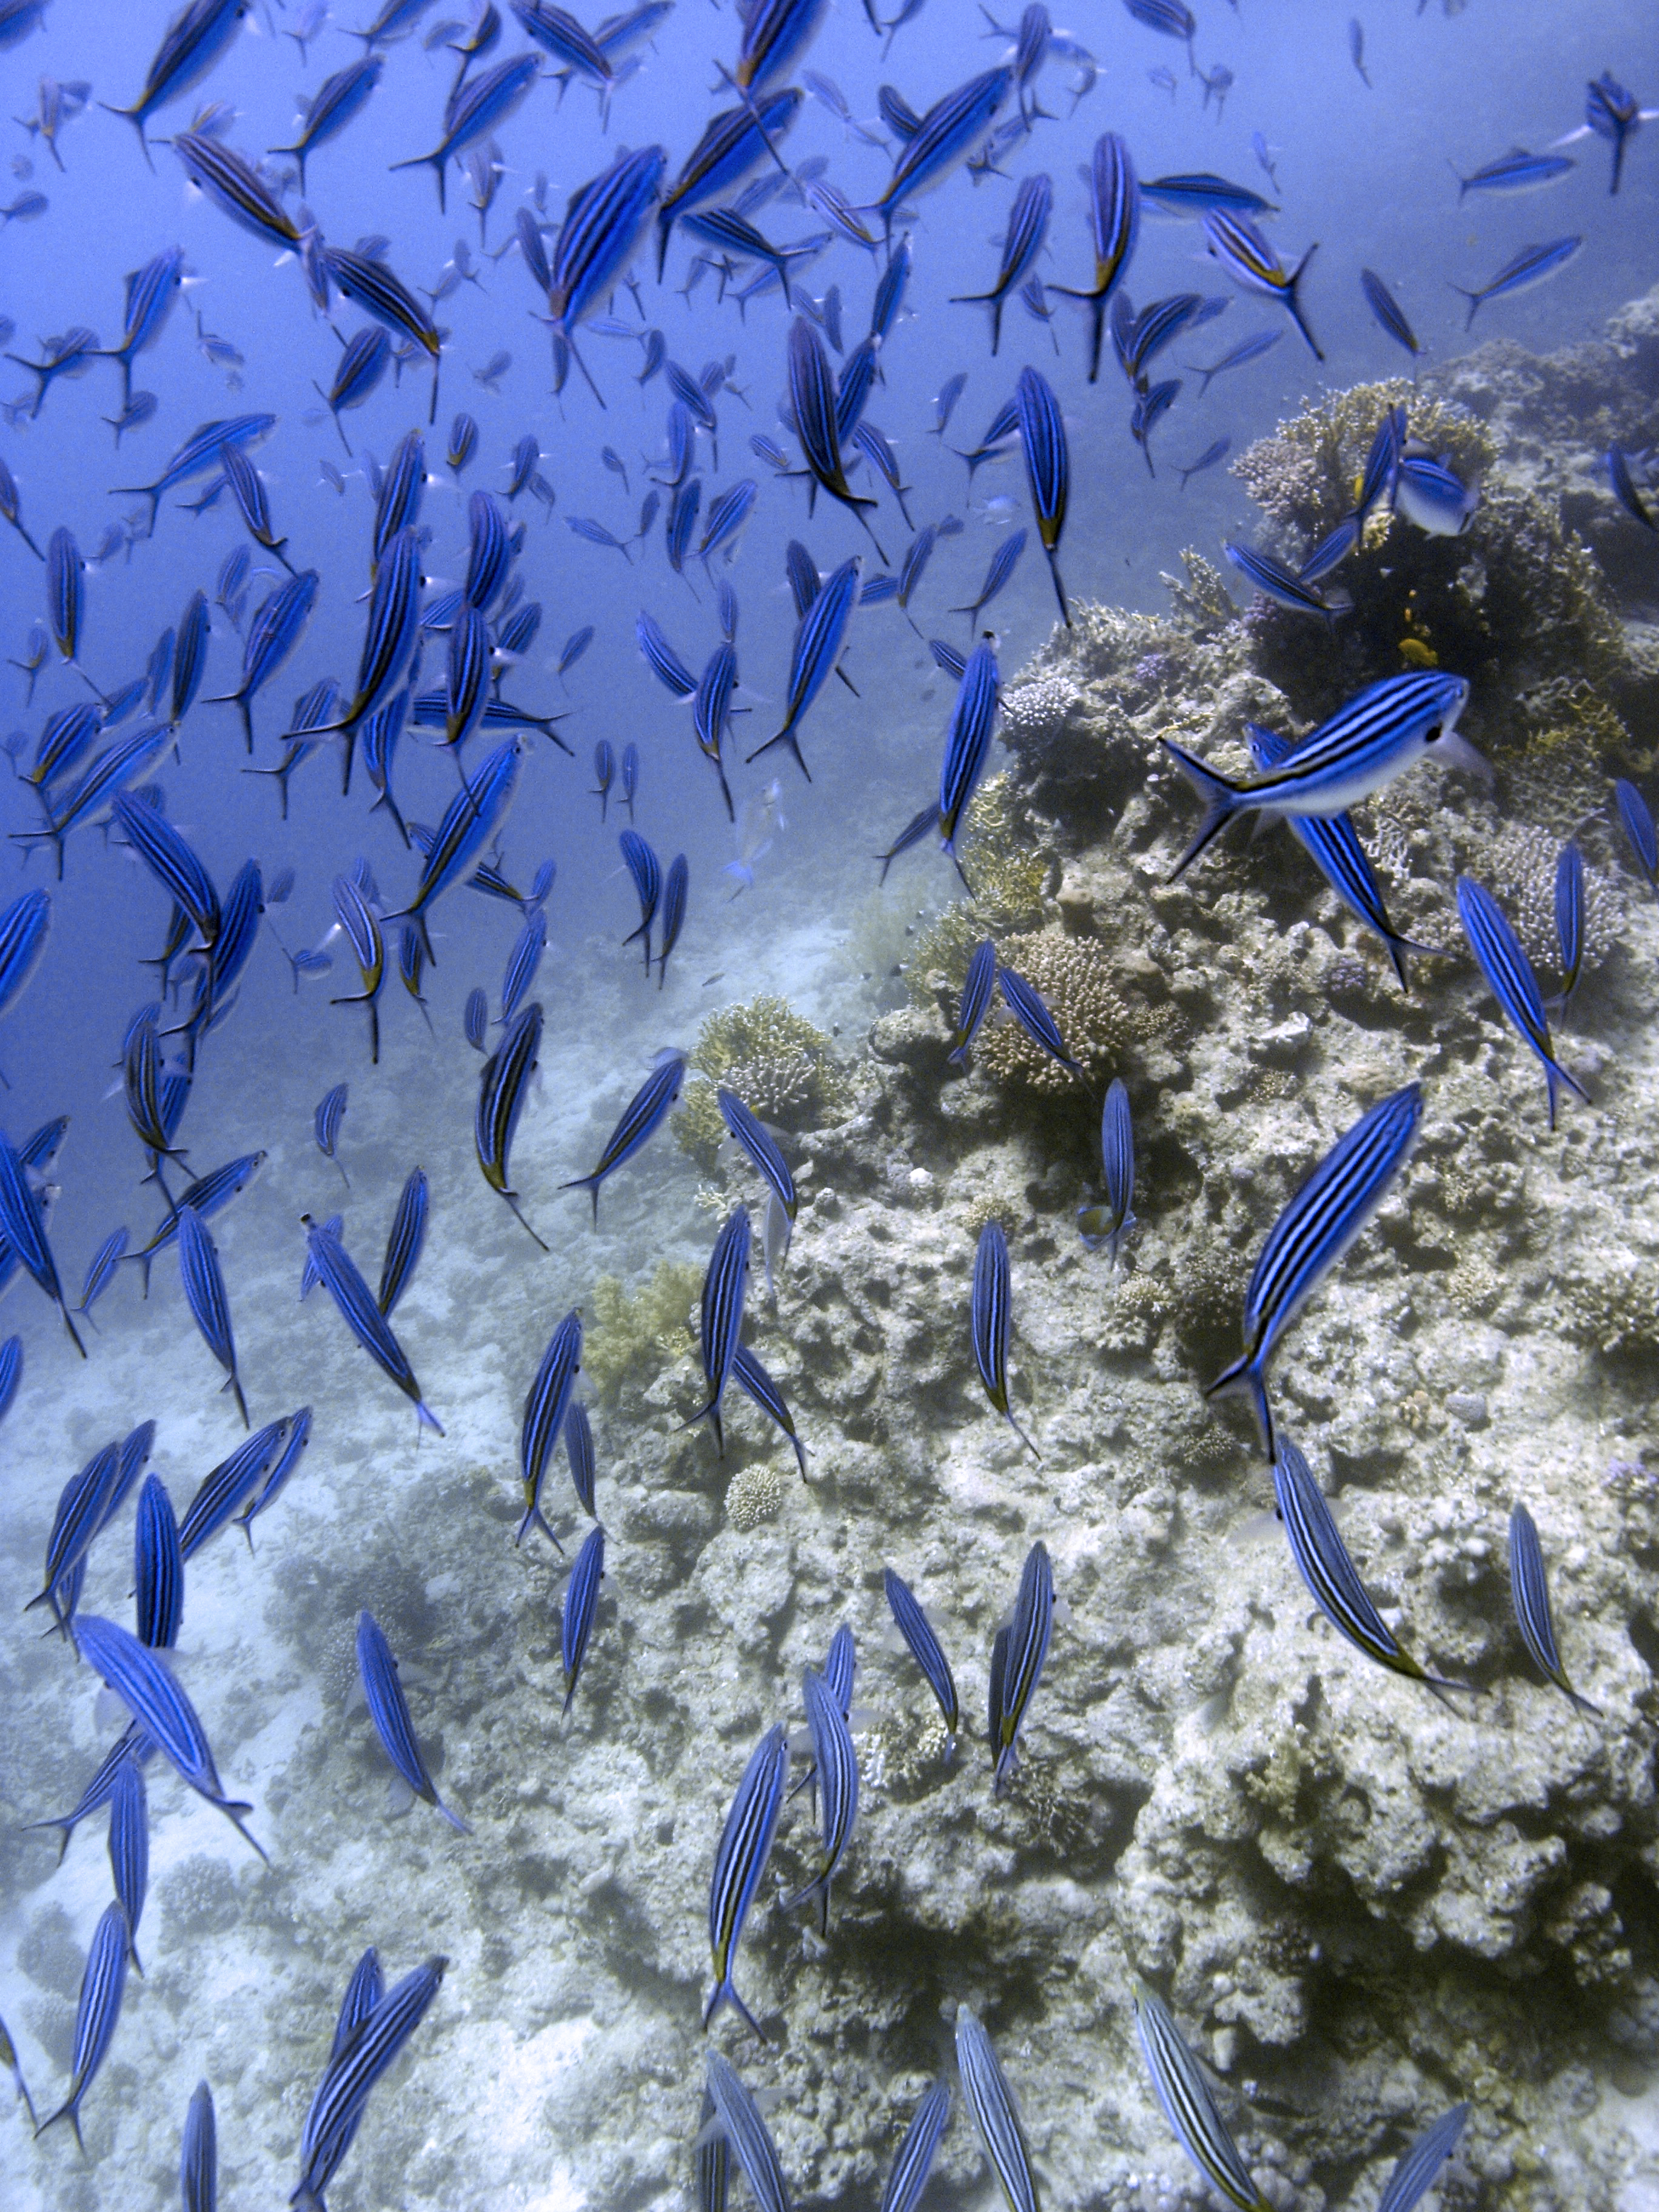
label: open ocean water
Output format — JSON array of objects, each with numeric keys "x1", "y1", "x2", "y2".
[{"x1": 1, "y1": 1, "x2": 1657, "y2": 2209}]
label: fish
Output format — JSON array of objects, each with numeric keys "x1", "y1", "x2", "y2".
[
  {"x1": 1393, "y1": 452, "x2": 1479, "y2": 535},
  {"x1": 996, "y1": 963, "x2": 1079, "y2": 1075},
  {"x1": 176, "y1": 1204, "x2": 249, "y2": 1427},
  {"x1": 882, "y1": 1569, "x2": 959, "y2": 1744},
  {"x1": 294, "y1": 1958, "x2": 448, "y2": 2211},
  {"x1": 559, "y1": 1526, "x2": 606, "y2": 1715},
  {"x1": 657, "y1": 856, "x2": 689, "y2": 988},
  {"x1": 1078, "y1": 1078, "x2": 1136, "y2": 1264},
  {"x1": 172, "y1": 130, "x2": 302, "y2": 253},
  {"x1": 356, "y1": 1610, "x2": 472, "y2": 1831},
  {"x1": 698, "y1": 479, "x2": 759, "y2": 570},
  {"x1": 1553, "y1": 842, "x2": 1586, "y2": 1012},
  {"x1": 126, "y1": 1153, "x2": 265, "y2": 1295},
  {"x1": 395, "y1": 738, "x2": 523, "y2": 960},
  {"x1": 717, "y1": 1090, "x2": 797, "y2": 1225},
  {"x1": 541, "y1": 144, "x2": 668, "y2": 403},
  {"x1": 784, "y1": 317, "x2": 884, "y2": 552},
  {"x1": 1207, "y1": 1085, "x2": 1423, "y2": 1460},
  {"x1": 392, "y1": 52, "x2": 538, "y2": 213},
  {"x1": 1175, "y1": 436, "x2": 1232, "y2": 490},
  {"x1": 1452, "y1": 236, "x2": 1581, "y2": 327},
  {"x1": 1582, "y1": 71, "x2": 1649, "y2": 195},
  {"x1": 301, "y1": 1213, "x2": 444, "y2": 1433},
  {"x1": 234, "y1": 1406, "x2": 314, "y2": 1543},
  {"x1": 316, "y1": 328, "x2": 394, "y2": 456},
  {"x1": 177, "y1": 1420, "x2": 290, "y2": 1558},
  {"x1": 1244, "y1": 723, "x2": 1439, "y2": 990},
  {"x1": 28, "y1": 1440, "x2": 123, "y2": 1628},
  {"x1": 135, "y1": 1473, "x2": 184, "y2": 1647},
  {"x1": 181, "y1": 2081, "x2": 216, "y2": 2212},
  {"x1": 92, "y1": 247, "x2": 186, "y2": 409},
  {"x1": 1224, "y1": 541, "x2": 1345, "y2": 623},
  {"x1": 952, "y1": 173, "x2": 1052, "y2": 353},
  {"x1": 879, "y1": 2082, "x2": 951, "y2": 2212},
  {"x1": 1014, "y1": 367, "x2": 1069, "y2": 621},
  {"x1": 1118, "y1": 292, "x2": 1205, "y2": 389},
  {"x1": 1274, "y1": 1436, "x2": 1473, "y2": 1697},
  {"x1": 618, "y1": 827, "x2": 662, "y2": 967},
  {"x1": 558, "y1": 625, "x2": 596, "y2": 679},
  {"x1": 780, "y1": 1666, "x2": 858, "y2": 1932},
  {"x1": 0, "y1": 887, "x2": 51, "y2": 1066},
  {"x1": 1509, "y1": 1501, "x2": 1600, "y2": 1715},
  {"x1": 475, "y1": 1001, "x2": 546, "y2": 1247},
  {"x1": 329, "y1": 874, "x2": 386, "y2": 1064},
  {"x1": 655, "y1": 93, "x2": 803, "y2": 276},
  {"x1": 1161, "y1": 671, "x2": 1477, "y2": 879},
  {"x1": 1297, "y1": 515, "x2": 1361, "y2": 583},
  {"x1": 314, "y1": 1082, "x2": 350, "y2": 1185},
  {"x1": 270, "y1": 55, "x2": 383, "y2": 193},
  {"x1": 748, "y1": 554, "x2": 861, "y2": 779},
  {"x1": 1455, "y1": 877, "x2": 1588, "y2": 1128},
  {"x1": 1375, "y1": 2106, "x2": 1472, "y2": 2212},
  {"x1": 868, "y1": 67, "x2": 1014, "y2": 240},
  {"x1": 666, "y1": 481, "x2": 703, "y2": 575},
  {"x1": 0, "y1": 1126, "x2": 83, "y2": 1355},
  {"x1": 704, "y1": 2053, "x2": 792, "y2": 2212},
  {"x1": 950, "y1": 529, "x2": 1026, "y2": 626},
  {"x1": 705, "y1": 1724, "x2": 788, "y2": 2035},
  {"x1": 102, "y1": 0, "x2": 249, "y2": 162},
  {"x1": 1616, "y1": 777, "x2": 1659, "y2": 896},
  {"x1": 72, "y1": 1614, "x2": 265, "y2": 1855},
  {"x1": 931, "y1": 370, "x2": 969, "y2": 437},
  {"x1": 0, "y1": 1333, "x2": 21, "y2": 1428},
  {"x1": 1452, "y1": 146, "x2": 1575, "y2": 198},
  {"x1": 320, "y1": 246, "x2": 442, "y2": 422},
  {"x1": 212, "y1": 570, "x2": 321, "y2": 751},
  {"x1": 563, "y1": 1400, "x2": 597, "y2": 1518},
  {"x1": 948, "y1": 938, "x2": 997, "y2": 1067},
  {"x1": 971, "y1": 1221, "x2": 1040, "y2": 1460},
  {"x1": 35, "y1": 1899, "x2": 130, "y2": 2150},
  {"x1": 500, "y1": 907, "x2": 548, "y2": 1027},
  {"x1": 691, "y1": 1206, "x2": 751, "y2": 1453},
  {"x1": 107, "y1": 1744, "x2": 150, "y2": 1969},
  {"x1": 955, "y1": 2008, "x2": 1039, "y2": 2212},
  {"x1": 1348, "y1": 15, "x2": 1370, "y2": 86},
  {"x1": 1607, "y1": 447, "x2": 1658, "y2": 531},
  {"x1": 693, "y1": 646, "x2": 740, "y2": 819},
  {"x1": 1134, "y1": 1990, "x2": 1273, "y2": 2212},
  {"x1": 1186, "y1": 327, "x2": 1282, "y2": 395},
  {"x1": 518, "y1": 1309, "x2": 582, "y2": 1548},
  {"x1": 938, "y1": 640, "x2": 1001, "y2": 871}
]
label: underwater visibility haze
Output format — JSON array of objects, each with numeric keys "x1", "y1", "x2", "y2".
[{"x1": 2, "y1": 0, "x2": 1659, "y2": 2207}]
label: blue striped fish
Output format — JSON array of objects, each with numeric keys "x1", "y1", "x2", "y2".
[
  {"x1": 443, "y1": 603, "x2": 492, "y2": 753},
  {"x1": 1134, "y1": 1989, "x2": 1271, "y2": 2212},
  {"x1": 320, "y1": 246, "x2": 441, "y2": 421},
  {"x1": 1014, "y1": 367, "x2": 1069, "y2": 623},
  {"x1": 562, "y1": 1051, "x2": 687, "y2": 1224},
  {"x1": 697, "y1": 2083, "x2": 729, "y2": 2212},
  {"x1": 25, "y1": 1731, "x2": 155, "y2": 1864},
  {"x1": 618, "y1": 826, "x2": 661, "y2": 967},
  {"x1": 971, "y1": 1221, "x2": 1041, "y2": 1460},
  {"x1": 93, "y1": 246, "x2": 185, "y2": 407},
  {"x1": 731, "y1": 1344, "x2": 806, "y2": 1475},
  {"x1": 222, "y1": 444, "x2": 293, "y2": 572},
  {"x1": 314, "y1": 1082, "x2": 349, "y2": 1185},
  {"x1": 1553, "y1": 843, "x2": 1585, "y2": 1010},
  {"x1": 301, "y1": 1214, "x2": 444, "y2": 1434},
  {"x1": 1202, "y1": 209, "x2": 1323, "y2": 360},
  {"x1": 30, "y1": 1439, "x2": 122, "y2": 1625},
  {"x1": 996, "y1": 964, "x2": 1079, "y2": 1076},
  {"x1": 565, "y1": 1400, "x2": 596, "y2": 1517},
  {"x1": 1455, "y1": 877, "x2": 1587, "y2": 1128},
  {"x1": 518, "y1": 1310, "x2": 582, "y2": 1549},
  {"x1": 543, "y1": 146, "x2": 668, "y2": 401},
  {"x1": 734, "y1": 0, "x2": 826, "y2": 91},
  {"x1": 784, "y1": 317, "x2": 883, "y2": 554},
  {"x1": 36, "y1": 1900, "x2": 130, "y2": 2150},
  {"x1": 464, "y1": 489, "x2": 511, "y2": 611},
  {"x1": 136, "y1": 1473, "x2": 183, "y2": 1647},
  {"x1": 659, "y1": 854, "x2": 689, "y2": 988},
  {"x1": 717, "y1": 1090, "x2": 796, "y2": 1224},
  {"x1": 879, "y1": 2085, "x2": 950, "y2": 2212},
  {"x1": 102, "y1": 0, "x2": 247, "y2": 158},
  {"x1": 1452, "y1": 236, "x2": 1581, "y2": 327},
  {"x1": 234, "y1": 1406, "x2": 313, "y2": 1544},
  {"x1": 1208, "y1": 1085, "x2": 1421, "y2": 1460},
  {"x1": 1079, "y1": 1077, "x2": 1136, "y2": 1264},
  {"x1": 1224, "y1": 541, "x2": 1344, "y2": 623},
  {"x1": 655, "y1": 94, "x2": 803, "y2": 275},
  {"x1": 876, "y1": 802, "x2": 942, "y2": 884},
  {"x1": 955, "y1": 2008, "x2": 1037, "y2": 2212},
  {"x1": 1245, "y1": 722, "x2": 1439, "y2": 990},
  {"x1": 692, "y1": 1207, "x2": 751, "y2": 1453},
  {"x1": 475, "y1": 1001, "x2": 546, "y2": 1248},
  {"x1": 780, "y1": 1666, "x2": 858, "y2": 1933},
  {"x1": 1359, "y1": 268, "x2": 1421, "y2": 361},
  {"x1": 45, "y1": 525, "x2": 81, "y2": 665},
  {"x1": 0, "y1": 1332, "x2": 21, "y2": 1427},
  {"x1": 1376, "y1": 2106, "x2": 1470, "y2": 2212},
  {"x1": 638, "y1": 612, "x2": 696, "y2": 699},
  {"x1": 704, "y1": 2053, "x2": 793, "y2": 2212},
  {"x1": 178, "y1": 1419, "x2": 290, "y2": 1558},
  {"x1": 990, "y1": 1540, "x2": 1053, "y2": 1792},
  {"x1": 377, "y1": 1168, "x2": 427, "y2": 1319},
  {"x1": 748, "y1": 555, "x2": 860, "y2": 782},
  {"x1": 500, "y1": 908, "x2": 548, "y2": 1029},
  {"x1": 397, "y1": 740, "x2": 523, "y2": 963},
  {"x1": 834, "y1": 340, "x2": 879, "y2": 444},
  {"x1": 177, "y1": 1204, "x2": 249, "y2": 1427},
  {"x1": 870, "y1": 68, "x2": 1014, "y2": 239},
  {"x1": 1273, "y1": 1437, "x2": 1471, "y2": 1698},
  {"x1": 295, "y1": 1957, "x2": 447, "y2": 2211},
  {"x1": 883, "y1": 1568, "x2": 959, "y2": 1746},
  {"x1": 953, "y1": 174, "x2": 1051, "y2": 355},
  {"x1": 17, "y1": 727, "x2": 171, "y2": 880},
  {"x1": 1161, "y1": 671, "x2": 1476, "y2": 880},
  {"x1": 1615, "y1": 778, "x2": 1657, "y2": 897},
  {"x1": 1296, "y1": 514, "x2": 1361, "y2": 585},
  {"x1": 706, "y1": 1722, "x2": 788, "y2": 2035},
  {"x1": 560, "y1": 1525, "x2": 606, "y2": 1715},
  {"x1": 356, "y1": 1610, "x2": 472, "y2": 1832},
  {"x1": 950, "y1": 529, "x2": 1025, "y2": 626},
  {"x1": 1509, "y1": 1501, "x2": 1600, "y2": 1715},
  {"x1": 372, "y1": 430, "x2": 425, "y2": 569},
  {"x1": 107, "y1": 1752, "x2": 148, "y2": 1968},
  {"x1": 72, "y1": 1614, "x2": 265, "y2": 1856},
  {"x1": 949, "y1": 939, "x2": 997, "y2": 1068},
  {"x1": 173, "y1": 130, "x2": 301, "y2": 250},
  {"x1": 181, "y1": 2080, "x2": 216, "y2": 2212},
  {"x1": 938, "y1": 640, "x2": 1000, "y2": 879},
  {"x1": 112, "y1": 413, "x2": 275, "y2": 535},
  {"x1": 392, "y1": 53, "x2": 537, "y2": 213},
  {"x1": 694, "y1": 645, "x2": 739, "y2": 820},
  {"x1": 126, "y1": 1152, "x2": 265, "y2": 1295},
  {"x1": 273, "y1": 54, "x2": 383, "y2": 194}
]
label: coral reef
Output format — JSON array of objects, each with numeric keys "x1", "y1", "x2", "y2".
[
  {"x1": 974, "y1": 931, "x2": 1144, "y2": 1093},
  {"x1": 905, "y1": 774, "x2": 1052, "y2": 996},
  {"x1": 583, "y1": 1260, "x2": 702, "y2": 1403},
  {"x1": 675, "y1": 995, "x2": 854, "y2": 1169}
]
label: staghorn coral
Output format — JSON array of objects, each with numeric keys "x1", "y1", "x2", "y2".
[
  {"x1": 583, "y1": 1260, "x2": 701, "y2": 1403},
  {"x1": 1233, "y1": 379, "x2": 1496, "y2": 539},
  {"x1": 1484, "y1": 822, "x2": 1624, "y2": 975},
  {"x1": 675, "y1": 996, "x2": 853, "y2": 1170},
  {"x1": 975, "y1": 930, "x2": 1141, "y2": 1093}
]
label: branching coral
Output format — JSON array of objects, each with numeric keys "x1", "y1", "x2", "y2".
[
  {"x1": 1233, "y1": 379, "x2": 1496, "y2": 538},
  {"x1": 974, "y1": 931, "x2": 1141, "y2": 1093},
  {"x1": 907, "y1": 774, "x2": 1050, "y2": 1000},
  {"x1": 675, "y1": 996, "x2": 853, "y2": 1169},
  {"x1": 584, "y1": 1261, "x2": 701, "y2": 1403}
]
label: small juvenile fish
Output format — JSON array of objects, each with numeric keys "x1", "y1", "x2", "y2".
[
  {"x1": 464, "y1": 987, "x2": 488, "y2": 1050},
  {"x1": 1274, "y1": 1436, "x2": 1472, "y2": 1697},
  {"x1": 706, "y1": 1723, "x2": 788, "y2": 2036},
  {"x1": 883, "y1": 1568, "x2": 959, "y2": 1744},
  {"x1": 1207, "y1": 1085, "x2": 1423, "y2": 1460},
  {"x1": 1456, "y1": 877, "x2": 1587, "y2": 1128},
  {"x1": 1509, "y1": 1501, "x2": 1600, "y2": 1714},
  {"x1": 956, "y1": 2007, "x2": 1039, "y2": 2212},
  {"x1": 950, "y1": 529, "x2": 1025, "y2": 627},
  {"x1": 356, "y1": 1610, "x2": 472, "y2": 1832},
  {"x1": 560, "y1": 1525, "x2": 606, "y2": 1715}
]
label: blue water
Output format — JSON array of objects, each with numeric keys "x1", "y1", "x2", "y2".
[{"x1": 0, "y1": 0, "x2": 1655, "y2": 2205}]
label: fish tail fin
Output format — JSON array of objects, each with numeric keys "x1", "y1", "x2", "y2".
[
  {"x1": 97, "y1": 101, "x2": 153, "y2": 171},
  {"x1": 1449, "y1": 284, "x2": 1481, "y2": 329},
  {"x1": 1285, "y1": 243, "x2": 1324, "y2": 360},
  {"x1": 1159, "y1": 737, "x2": 1244, "y2": 880},
  {"x1": 1004, "y1": 1408, "x2": 1044, "y2": 1463},
  {"x1": 1544, "y1": 1051, "x2": 1591, "y2": 1129},
  {"x1": 61, "y1": 1302, "x2": 86, "y2": 1359},
  {"x1": 437, "y1": 1797, "x2": 473, "y2": 1834},
  {"x1": 1204, "y1": 1352, "x2": 1273, "y2": 1460},
  {"x1": 218, "y1": 1798, "x2": 269, "y2": 1863}
]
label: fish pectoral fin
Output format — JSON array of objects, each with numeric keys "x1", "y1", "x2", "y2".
[{"x1": 1430, "y1": 728, "x2": 1492, "y2": 785}]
